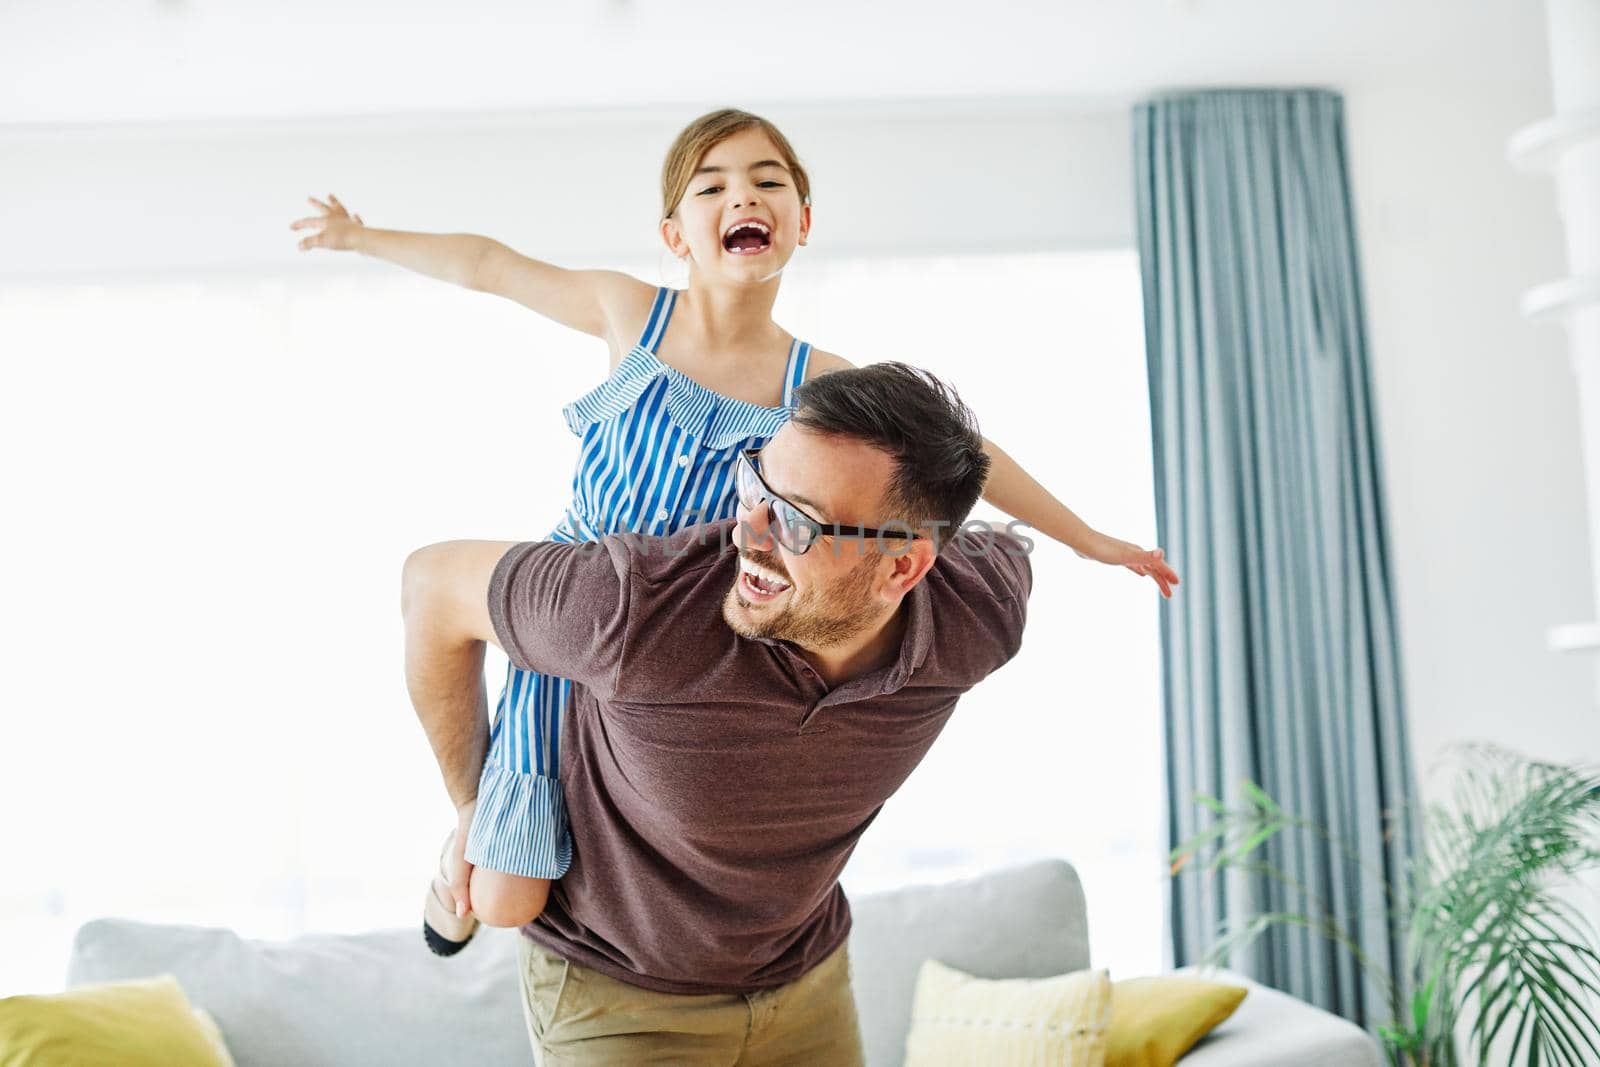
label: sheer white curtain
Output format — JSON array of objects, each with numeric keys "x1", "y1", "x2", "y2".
[
  {"x1": 778, "y1": 251, "x2": 1163, "y2": 976},
  {"x1": 0, "y1": 249, "x2": 1161, "y2": 994}
]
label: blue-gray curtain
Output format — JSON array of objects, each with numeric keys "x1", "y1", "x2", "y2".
[{"x1": 1134, "y1": 89, "x2": 1422, "y2": 1032}]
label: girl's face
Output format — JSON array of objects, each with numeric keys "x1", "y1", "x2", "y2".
[{"x1": 661, "y1": 127, "x2": 810, "y2": 286}]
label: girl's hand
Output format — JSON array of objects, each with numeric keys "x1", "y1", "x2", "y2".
[
  {"x1": 290, "y1": 194, "x2": 366, "y2": 252},
  {"x1": 1075, "y1": 532, "x2": 1181, "y2": 598}
]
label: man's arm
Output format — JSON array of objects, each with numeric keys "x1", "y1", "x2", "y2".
[
  {"x1": 401, "y1": 534, "x2": 633, "y2": 807},
  {"x1": 400, "y1": 540, "x2": 518, "y2": 810}
]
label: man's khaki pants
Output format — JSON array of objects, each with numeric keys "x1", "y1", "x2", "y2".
[{"x1": 517, "y1": 936, "x2": 866, "y2": 1066}]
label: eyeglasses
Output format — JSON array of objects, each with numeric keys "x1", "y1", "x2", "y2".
[{"x1": 735, "y1": 449, "x2": 920, "y2": 556}]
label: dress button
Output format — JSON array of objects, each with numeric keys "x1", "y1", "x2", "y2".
[
  {"x1": 676, "y1": 454, "x2": 689, "y2": 467},
  {"x1": 656, "y1": 509, "x2": 669, "y2": 523}
]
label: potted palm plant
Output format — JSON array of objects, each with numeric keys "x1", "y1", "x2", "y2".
[{"x1": 1170, "y1": 743, "x2": 1600, "y2": 1066}]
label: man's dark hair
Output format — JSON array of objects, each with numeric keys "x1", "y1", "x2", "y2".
[{"x1": 789, "y1": 363, "x2": 990, "y2": 549}]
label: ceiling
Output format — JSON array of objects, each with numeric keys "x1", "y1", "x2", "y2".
[{"x1": 0, "y1": 0, "x2": 1548, "y2": 128}]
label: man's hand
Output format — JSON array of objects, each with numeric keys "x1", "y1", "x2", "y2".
[{"x1": 448, "y1": 800, "x2": 477, "y2": 918}]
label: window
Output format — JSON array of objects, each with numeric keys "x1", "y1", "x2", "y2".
[
  {"x1": 0, "y1": 249, "x2": 1161, "y2": 994},
  {"x1": 778, "y1": 252, "x2": 1164, "y2": 977}
]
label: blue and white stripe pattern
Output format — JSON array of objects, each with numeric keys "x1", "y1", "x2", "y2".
[{"x1": 465, "y1": 287, "x2": 812, "y2": 879}]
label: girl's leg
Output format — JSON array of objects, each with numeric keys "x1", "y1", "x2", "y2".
[
  {"x1": 425, "y1": 668, "x2": 571, "y2": 953},
  {"x1": 465, "y1": 671, "x2": 572, "y2": 886},
  {"x1": 467, "y1": 868, "x2": 551, "y2": 928},
  {"x1": 423, "y1": 831, "x2": 550, "y2": 954}
]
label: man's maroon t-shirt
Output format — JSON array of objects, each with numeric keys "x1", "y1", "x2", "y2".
[{"x1": 487, "y1": 519, "x2": 1032, "y2": 995}]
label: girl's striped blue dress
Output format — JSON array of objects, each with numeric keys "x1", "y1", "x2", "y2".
[{"x1": 465, "y1": 286, "x2": 812, "y2": 878}]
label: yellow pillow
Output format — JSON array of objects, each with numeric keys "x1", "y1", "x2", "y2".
[
  {"x1": 1104, "y1": 975, "x2": 1248, "y2": 1067},
  {"x1": 0, "y1": 974, "x2": 232, "y2": 1067},
  {"x1": 190, "y1": 1009, "x2": 238, "y2": 1067},
  {"x1": 904, "y1": 959, "x2": 1113, "y2": 1067}
]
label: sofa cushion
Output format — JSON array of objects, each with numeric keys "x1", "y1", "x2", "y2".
[
  {"x1": 0, "y1": 974, "x2": 233, "y2": 1067},
  {"x1": 65, "y1": 860, "x2": 1090, "y2": 1067},
  {"x1": 1171, "y1": 968, "x2": 1383, "y2": 1067},
  {"x1": 1104, "y1": 975, "x2": 1247, "y2": 1066},
  {"x1": 67, "y1": 922, "x2": 532, "y2": 1067},
  {"x1": 903, "y1": 959, "x2": 1111, "y2": 1066},
  {"x1": 849, "y1": 860, "x2": 1091, "y2": 1067}
]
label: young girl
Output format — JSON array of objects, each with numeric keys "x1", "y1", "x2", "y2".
[{"x1": 291, "y1": 109, "x2": 1179, "y2": 955}]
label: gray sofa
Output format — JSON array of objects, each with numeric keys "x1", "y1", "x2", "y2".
[{"x1": 68, "y1": 860, "x2": 1381, "y2": 1066}]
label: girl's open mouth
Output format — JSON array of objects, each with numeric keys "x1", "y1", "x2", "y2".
[{"x1": 722, "y1": 220, "x2": 773, "y2": 255}]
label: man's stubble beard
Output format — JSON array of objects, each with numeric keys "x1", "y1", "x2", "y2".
[{"x1": 722, "y1": 548, "x2": 883, "y2": 648}]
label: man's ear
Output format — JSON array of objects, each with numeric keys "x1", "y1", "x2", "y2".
[
  {"x1": 884, "y1": 539, "x2": 937, "y2": 598},
  {"x1": 660, "y1": 217, "x2": 689, "y2": 259}
]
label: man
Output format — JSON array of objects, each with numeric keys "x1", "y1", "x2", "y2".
[{"x1": 401, "y1": 363, "x2": 1032, "y2": 1065}]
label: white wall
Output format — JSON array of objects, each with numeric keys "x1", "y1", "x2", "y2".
[
  {"x1": 0, "y1": 104, "x2": 1132, "y2": 283},
  {"x1": 1343, "y1": 30, "x2": 1598, "y2": 803},
  {"x1": 2, "y1": 21, "x2": 1590, "y2": 796}
]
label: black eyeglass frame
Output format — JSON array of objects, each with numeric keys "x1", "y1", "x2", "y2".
[{"x1": 735, "y1": 448, "x2": 922, "y2": 556}]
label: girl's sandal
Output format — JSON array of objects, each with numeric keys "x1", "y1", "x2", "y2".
[{"x1": 422, "y1": 833, "x2": 478, "y2": 957}]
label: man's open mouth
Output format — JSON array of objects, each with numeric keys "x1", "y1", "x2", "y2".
[
  {"x1": 739, "y1": 558, "x2": 791, "y2": 602},
  {"x1": 722, "y1": 219, "x2": 773, "y2": 255}
]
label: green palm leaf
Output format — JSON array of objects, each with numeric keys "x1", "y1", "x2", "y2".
[{"x1": 1171, "y1": 742, "x2": 1600, "y2": 1066}]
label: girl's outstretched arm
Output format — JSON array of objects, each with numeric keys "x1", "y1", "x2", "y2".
[
  {"x1": 804, "y1": 351, "x2": 1179, "y2": 597},
  {"x1": 290, "y1": 194, "x2": 651, "y2": 356},
  {"x1": 980, "y1": 436, "x2": 1180, "y2": 598}
]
